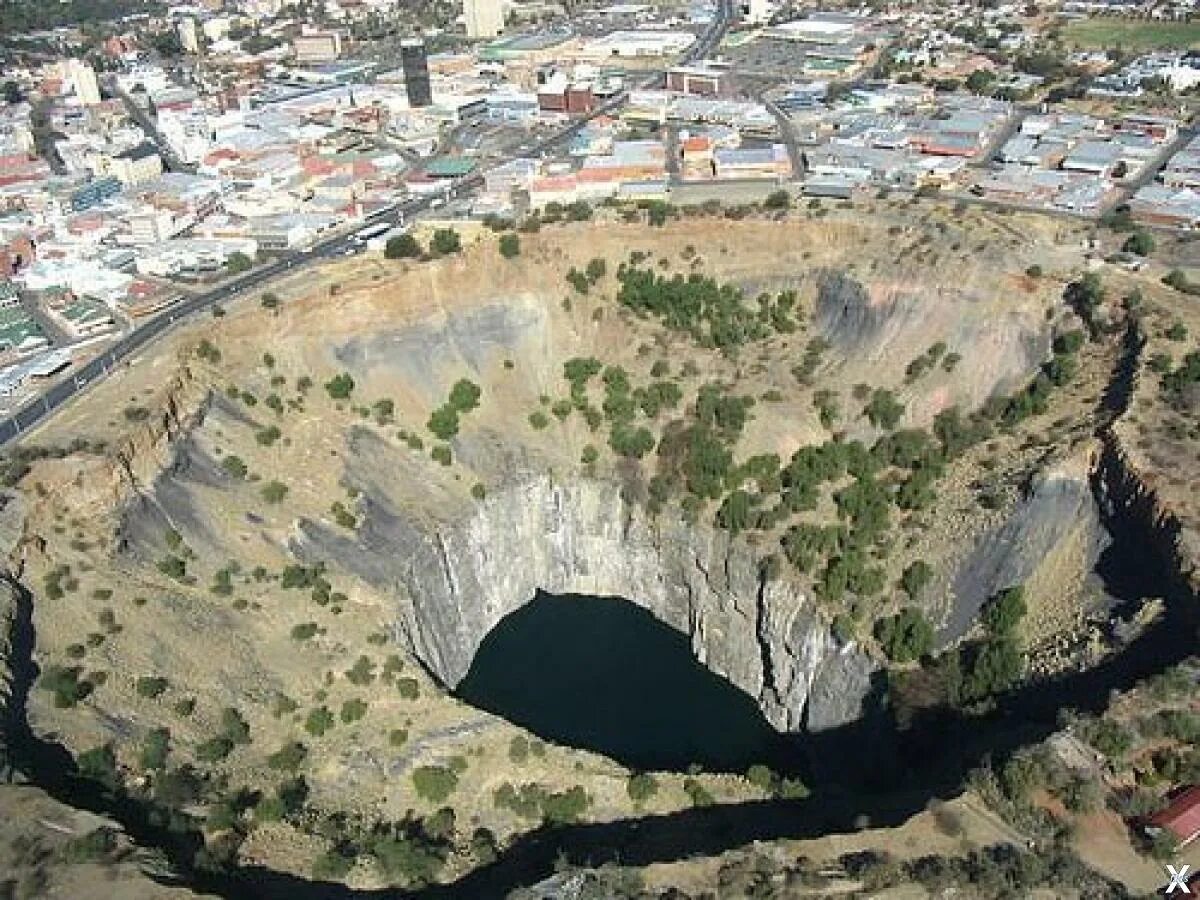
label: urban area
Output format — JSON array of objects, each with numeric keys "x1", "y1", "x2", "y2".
[{"x1": 0, "y1": 0, "x2": 1197, "y2": 420}]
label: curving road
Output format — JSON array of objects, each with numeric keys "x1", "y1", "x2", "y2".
[{"x1": 0, "y1": 0, "x2": 733, "y2": 448}]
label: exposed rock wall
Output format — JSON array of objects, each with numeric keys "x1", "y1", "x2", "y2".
[
  {"x1": 295, "y1": 475, "x2": 877, "y2": 734},
  {"x1": 948, "y1": 451, "x2": 1108, "y2": 642},
  {"x1": 1098, "y1": 431, "x2": 1200, "y2": 599}
]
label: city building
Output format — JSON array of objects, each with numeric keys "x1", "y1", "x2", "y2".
[
  {"x1": 465, "y1": 0, "x2": 505, "y2": 40},
  {"x1": 293, "y1": 28, "x2": 345, "y2": 63},
  {"x1": 666, "y1": 64, "x2": 732, "y2": 97},
  {"x1": 401, "y1": 40, "x2": 433, "y2": 108},
  {"x1": 740, "y1": 0, "x2": 776, "y2": 25},
  {"x1": 581, "y1": 30, "x2": 696, "y2": 59},
  {"x1": 179, "y1": 17, "x2": 202, "y2": 55},
  {"x1": 69, "y1": 60, "x2": 101, "y2": 106},
  {"x1": 108, "y1": 143, "x2": 164, "y2": 186}
]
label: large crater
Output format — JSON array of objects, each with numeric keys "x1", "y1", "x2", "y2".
[{"x1": 292, "y1": 466, "x2": 877, "y2": 733}]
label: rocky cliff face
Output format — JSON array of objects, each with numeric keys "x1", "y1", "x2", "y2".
[
  {"x1": 948, "y1": 451, "x2": 1108, "y2": 642},
  {"x1": 294, "y1": 473, "x2": 876, "y2": 734}
]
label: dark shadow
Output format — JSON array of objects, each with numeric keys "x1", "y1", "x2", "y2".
[{"x1": 456, "y1": 591, "x2": 798, "y2": 774}]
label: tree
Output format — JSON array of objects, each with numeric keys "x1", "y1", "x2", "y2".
[
  {"x1": 965, "y1": 68, "x2": 996, "y2": 95},
  {"x1": 902, "y1": 560, "x2": 933, "y2": 598},
  {"x1": 261, "y1": 481, "x2": 289, "y2": 503},
  {"x1": 763, "y1": 189, "x2": 791, "y2": 210},
  {"x1": 981, "y1": 586, "x2": 1026, "y2": 636},
  {"x1": 136, "y1": 676, "x2": 168, "y2": 698},
  {"x1": 427, "y1": 406, "x2": 459, "y2": 440},
  {"x1": 412, "y1": 765, "x2": 458, "y2": 803},
  {"x1": 448, "y1": 379, "x2": 481, "y2": 412},
  {"x1": 260, "y1": 293, "x2": 280, "y2": 313},
  {"x1": 325, "y1": 372, "x2": 355, "y2": 399},
  {"x1": 430, "y1": 229, "x2": 461, "y2": 256},
  {"x1": 874, "y1": 608, "x2": 934, "y2": 663},
  {"x1": 627, "y1": 772, "x2": 659, "y2": 803},
  {"x1": 385, "y1": 233, "x2": 421, "y2": 259},
  {"x1": 498, "y1": 233, "x2": 520, "y2": 258},
  {"x1": 225, "y1": 252, "x2": 254, "y2": 274},
  {"x1": 139, "y1": 727, "x2": 170, "y2": 770},
  {"x1": 864, "y1": 389, "x2": 904, "y2": 429},
  {"x1": 267, "y1": 741, "x2": 307, "y2": 771},
  {"x1": 305, "y1": 706, "x2": 335, "y2": 737},
  {"x1": 1123, "y1": 230, "x2": 1155, "y2": 256}
]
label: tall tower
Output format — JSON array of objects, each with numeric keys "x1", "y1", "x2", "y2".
[
  {"x1": 464, "y1": 0, "x2": 504, "y2": 40},
  {"x1": 70, "y1": 60, "x2": 101, "y2": 106},
  {"x1": 400, "y1": 39, "x2": 432, "y2": 107}
]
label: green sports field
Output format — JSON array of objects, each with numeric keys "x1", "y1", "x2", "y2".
[{"x1": 1062, "y1": 20, "x2": 1200, "y2": 51}]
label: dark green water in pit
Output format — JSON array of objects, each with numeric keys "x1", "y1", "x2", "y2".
[{"x1": 455, "y1": 591, "x2": 799, "y2": 774}]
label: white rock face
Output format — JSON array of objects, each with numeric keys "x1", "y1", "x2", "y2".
[{"x1": 299, "y1": 475, "x2": 876, "y2": 733}]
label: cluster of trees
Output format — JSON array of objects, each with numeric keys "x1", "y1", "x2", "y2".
[
  {"x1": 565, "y1": 257, "x2": 607, "y2": 295},
  {"x1": 426, "y1": 378, "x2": 482, "y2": 441},
  {"x1": 874, "y1": 608, "x2": 935, "y2": 663},
  {"x1": 910, "y1": 585, "x2": 1027, "y2": 712},
  {"x1": 1160, "y1": 349, "x2": 1200, "y2": 401},
  {"x1": 493, "y1": 782, "x2": 590, "y2": 824},
  {"x1": 614, "y1": 267, "x2": 796, "y2": 350}
]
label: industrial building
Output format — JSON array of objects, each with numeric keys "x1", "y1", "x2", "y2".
[{"x1": 293, "y1": 28, "x2": 344, "y2": 63}]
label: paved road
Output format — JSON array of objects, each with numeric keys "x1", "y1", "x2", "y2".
[
  {"x1": 0, "y1": 0, "x2": 734, "y2": 449},
  {"x1": 760, "y1": 94, "x2": 805, "y2": 181}
]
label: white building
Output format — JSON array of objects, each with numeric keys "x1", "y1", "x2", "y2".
[
  {"x1": 69, "y1": 60, "x2": 101, "y2": 106},
  {"x1": 581, "y1": 30, "x2": 696, "y2": 59},
  {"x1": 741, "y1": 0, "x2": 776, "y2": 25},
  {"x1": 179, "y1": 17, "x2": 202, "y2": 55},
  {"x1": 465, "y1": 0, "x2": 505, "y2": 39}
]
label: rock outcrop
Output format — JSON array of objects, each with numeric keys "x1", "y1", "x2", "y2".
[
  {"x1": 295, "y1": 473, "x2": 876, "y2": 734},
  {"x1": 948, "y1": 451, "x2": 1108, "y2": 642}
]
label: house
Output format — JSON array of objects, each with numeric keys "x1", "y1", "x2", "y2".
[{"x1": 1145, "y1": 786, "x2": 1200, "y2": 848}]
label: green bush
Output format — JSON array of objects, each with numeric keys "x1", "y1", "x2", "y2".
[
  {"x1": 261, "y1": 481, "x2": 289, "y2": 504},
  {"x1": 981, "y1": 586, "x2": 1026, "y2": 636},
  {"x1": 412, "y1": 765, "x2": 458, "y2": 803},
  {"x1": 1122, "y1": 230, "x2": 1154, "y2": 256},
  {"x1": 431, "y1": 228, "x2": 461, "y2": 256},
  {"x1": 139, "y1": 727, "x2": 170, "y2": 770},
  {"x1": 340, "y1": 698, "x2": 368, "y2": 723},
  {"x1": 136, "y1": 676, "x2": 169, "y2": 699},
  {"x1": 305, "y1": 706, "x2": 335, "y2": 737},
  {"x1": 448, "y1": 379, "x2": 481, "y2": 411},
  {"x1": 498, "y1": 233, "x2": 520, "y2": 258},
  {"x1": 763, "y1": 189, "x2": 791, "y2": 210},
  {"x1": 627, "y1": 772, "x2": 658, "y2": 803},
  {"x1": 874, "y1": 608, "x2": 934, "y2": 663},
  {"x1": 325, "y1": 373, "x2": 356, "y2": 400},
  {"x1": 267, "y1": 741, "x2": 308, "y2": 771},
  {"x1": 901, "y1": 560, "x2": 933, "y2": 598},
  {"x1": 427, "y1": 406, "x2": 459, "y2": 440},
  {"x1": 39, "y1": 665, "x2": 93, "y2": 708},
  {"x1": 221, "y1": 455, "x2": 248, "y2": 479},
  {"x1": 385, "y1": 233, "x2": 421, "y2": 259},
  {"x1": 196, "y1": 736, "x2": 235, "y2": 762}
]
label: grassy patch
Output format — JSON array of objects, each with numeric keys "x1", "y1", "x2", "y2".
[{"x1": 1063, "y1": 20, "x2": 1200, "y2": 51}]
